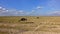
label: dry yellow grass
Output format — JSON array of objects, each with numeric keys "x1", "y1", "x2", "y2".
[{"x1": 0, "y1": 16, "x2": 60, "y2": 34}]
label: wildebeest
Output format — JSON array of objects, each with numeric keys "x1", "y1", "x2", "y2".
[{"x1": 19, "y1": 18, "x2": 27, "y2": 22}]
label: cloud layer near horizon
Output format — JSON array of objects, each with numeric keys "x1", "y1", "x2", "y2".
[
  {"x1": 0, "y1": 6, "x2": 44, "y2": 16},
  {"x1": 0, "y1": 6, "x2": 60, "y2": 16}
]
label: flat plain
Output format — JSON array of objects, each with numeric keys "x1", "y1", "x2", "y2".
[{"x1": 0, "y1": 16, "x2": 60, "y2": 34}]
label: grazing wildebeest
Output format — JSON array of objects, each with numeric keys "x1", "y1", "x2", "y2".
[{"x1": 19, "y1": 18, "x2": 27, "y2": 22}]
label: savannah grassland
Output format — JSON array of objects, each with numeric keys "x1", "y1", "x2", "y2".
[{"x1": 0, "y1": 16, "x2": 60, "y2": 34}]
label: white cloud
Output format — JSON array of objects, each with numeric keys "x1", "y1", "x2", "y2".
[
  {"x1": 15, "y1": 10, "x2": 25, "y2": 15},
  {"x1": 47, "y1": 11, "x2": 60, "y2": 16},
  {"x1": 0, "y1": 6, "x2": 2, "y2": 9},
  {"x1": 6, "y1": 10, "x2": 9, "y2": 12},
  {"x1": 0, "y1": 6, "x2": 43, "y2": 16},
  {"x1": 48, "y1": 11, "x2": 60, "y2": 14},
  {"x1": 0, "y1": 7, "x2": 8, "y2": 13},
  {"x1": 0, "y1": 7, "x2": 26, "y2": 16},
  {"x1": 32, "y1": 10, "x2": 35, "y2": 12},
  {"x1": 25, "y1": 10, "x2": 35, "y2": 15},
  {"x1": 36, "y1": 6, "x2": 43, "y2": 9},
  {"x1": 24, "y1": 6, "x2": 44, "y2": 16},
  {"x1": 18, "y1": 10, "x2": 24, "y2": 14},
  {"x1": 2, "y1": 8, "x2": 6, "y2": 10}
]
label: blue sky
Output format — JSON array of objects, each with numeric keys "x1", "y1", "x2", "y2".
[{"x1": 0, "y1": 0, "x2": 60, "y2": 16}]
